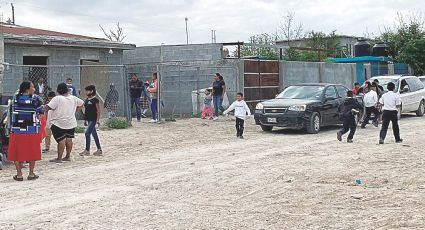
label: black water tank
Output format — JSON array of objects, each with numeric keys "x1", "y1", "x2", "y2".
[
  {"x1": 372, "y1": 42, "x2": 389, "y2": 57},
  {"x1": 354, "y1": 39, "x2": 371, "y2": 57}
]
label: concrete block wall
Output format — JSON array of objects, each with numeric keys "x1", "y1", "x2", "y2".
[
  {"x1": 280, "y1": 61, "x2": 356, "y2": 89},
  {"x1": 123, "y1": 43, "x2": 224, "y2": 64}
]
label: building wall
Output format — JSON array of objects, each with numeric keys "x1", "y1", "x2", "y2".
[
  {"x1": 124, "y1": 43, "x2": 225, "y2": 64},
  {"x1": 1, "y1": 44, "x2": 129, "y2": 117},
  {"x1": 280, "y1": 61, "x2": 356, "y2": 88}
]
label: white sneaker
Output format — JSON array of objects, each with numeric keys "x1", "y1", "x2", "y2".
[
  {"x1": 148, "y1": 119, "x2": 158, "y2": 123},
  {"x1": 213, "y1": 117, "x2": 218, "y2": 121}
]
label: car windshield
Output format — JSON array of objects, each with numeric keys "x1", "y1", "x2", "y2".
[
  {"x1": 420, "y1": 78, "x2": 425, "y2": 84},
  {"x1": 276, "y1": 86, "x2": 324, "y2": 99},
  {"x1": 372, "y1": 78, "x2": 399, "y2": 93}
]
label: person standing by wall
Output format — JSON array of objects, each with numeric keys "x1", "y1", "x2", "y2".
[
  {"x1": 147, "y1": 72, "x2": 159, "y2": 123},
  {"x1": 129, "y1": 74, "x2": 143, "y2": 122},
  {"x1": 66, "y1": 78, "x2": 77, "y2": 96},
  {"x1": 80, "y1": 85, "x2": 102, "y2": 156},
  {"x1": 104, "y1": 83, "x2": 119, "y2": 118},
  {"x1": 212, "y1": 73, "x2": 226, "y2": 120},
  {"x1": 46, "y1": 83, "x2": 84, "y2": 163},
  {"x1": 378, "y1": 82, "x2": 403, "y2": 144},
  {"x1": 8, "y1": 81, "x2": 44, "y2": 181}
]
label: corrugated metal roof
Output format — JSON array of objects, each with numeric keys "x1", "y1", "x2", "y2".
[{"x1": 0, "y1": 23, "x2": 104, "y2": 40}]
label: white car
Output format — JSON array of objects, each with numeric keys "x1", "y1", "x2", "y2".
[
  {"x1": 419, "y1": 76, "x2": 425, "y2": 85},
  {"x1": 370, "y1": 75, "x2": 425, "y2": 119}
]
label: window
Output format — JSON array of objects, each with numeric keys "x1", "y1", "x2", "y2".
[
  {"x1": 400, "y1": 79, "x2": 410, "y2": 93},
  {"x1": 336, "y1": 86, "x2": 348, "y2": 98},
  {"x1": 324, "y1": 86, "x2": 337, "y2": 99}
]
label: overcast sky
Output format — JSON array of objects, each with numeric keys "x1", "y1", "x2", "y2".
[{"x1": 1, "y1": 0, "x2": 424, "y2": 46}]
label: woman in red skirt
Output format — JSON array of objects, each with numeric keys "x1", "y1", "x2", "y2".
[{"x1": 8, "y1": 81, "x2": 43, "y2": 181}]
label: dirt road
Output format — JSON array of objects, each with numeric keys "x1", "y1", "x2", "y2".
[{"x1": 1, "y1": 115, "x2": 425, "y2": 229}]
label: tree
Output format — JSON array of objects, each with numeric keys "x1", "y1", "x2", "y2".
[
  {"x1": 279, "y1": 11, "x2": 304, "y2": 60},
  {"x1": 398, "y1": 38, "x2": 425, "y2": 75},
  {"x1": 237, "y1": 33, "x2": 280, "y2": 59},
  {"x1": 378, "y1": 12, "x2": 425, "y2": 60},
  {"x1": 99, "y1": 22, "x2": 127, "y2": 42}
]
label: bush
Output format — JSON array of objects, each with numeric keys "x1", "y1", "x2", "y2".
[
  {"x1": 75, "y1": 127, "x2": 86, "y2": 133},
  {"x1": 105, "y1": 117, "x2": 131, "y2": 129}
]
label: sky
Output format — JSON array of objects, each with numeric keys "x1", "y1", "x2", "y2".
[{"x1": 0, "y1": 0, "x2": 424, "y2": 46}]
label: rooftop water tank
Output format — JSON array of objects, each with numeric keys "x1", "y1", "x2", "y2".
[
  {"x1": 372, "y1": 42, "x2": 389, "y2": 57},
  {"x1": 354, "y1": 39, "x2": 371, "y2": 57}
]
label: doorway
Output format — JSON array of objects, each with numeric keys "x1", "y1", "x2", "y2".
[{"x1": 23, "y1": 56, "x2": 49, "y2": 99}]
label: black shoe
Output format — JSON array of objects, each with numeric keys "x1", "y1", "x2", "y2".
[
  {"x1": 379, "y1": 139, "x2": 384, "y2": 145},
  {"x1": 141, "y1": 114, "x2": 147, "y2": 118},
  {"x1": 360, "y1": 126, "x2": 366, "y2": 129},
  {"x1": 239, "y1": 136, "x2": 244, "y2": 139},
  {"x1": 373, "y1": 121, "x2": 379, "y2": 127},
  {"x1": 396, "y1": 139, "x2": 403, "y2": 143},
  {"x1": 337, "y1": 132, "x2": 342, "y2": 142},
  {"x1": 347, "y1": 139, "x2": 353, "y2": 143}
]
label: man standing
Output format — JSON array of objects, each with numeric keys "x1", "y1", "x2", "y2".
[
  {"x1": 212, "y1": 73, "x2": 226, "y2": 120},
  {"x1": 46, "y1": 83, "x2": 84, "y2": 163},
  {"x1": 129, "y1": 73, "x2": 143, "y2": 122},
  {"x1": 379, "y1": 82, "x2": 403, "y2": 144},
  {"x1": 66, "y1": 78, "x2": 77, "y2": 96}
]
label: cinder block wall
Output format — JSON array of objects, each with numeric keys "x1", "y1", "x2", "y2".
[{"x1": 280, "y1": 61, "x2": 356, "y2": 88}]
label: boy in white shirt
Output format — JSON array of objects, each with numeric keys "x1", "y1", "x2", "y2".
[
  {"x1": 361, "y1": 85, "x2": 379, "y2": 128},
  {"x1": 223, "y1": 92, "x2": 251, "y2": 139},
  {"x1": 379, "y1": 82, "x2": 402, "y2": 144}
]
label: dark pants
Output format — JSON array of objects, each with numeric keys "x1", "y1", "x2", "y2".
[
  {"x1": 340, "y1": 115, "x2": 356, "y2": 140},
  {"x1": 362, "y1": 106, "x2": 379, "y2": 127},
  {"x1": 85, "y1": 121, "x2": 101, "y2": 151},
  {"x1": 236, "y1": 118, "x2": 245, "y2": 137},
  {"x1": 151, "y1": 99, "x2": 158, "y2": 120},
  {"x1": 131, "y1": 97, "x2": 141, "y2": 120},
  {"x1": 380, "y1": 110, "x2": 401, "y2": 141},
  {"x1": 213, "y1": 95, "x2": 224, "y2": 117}
]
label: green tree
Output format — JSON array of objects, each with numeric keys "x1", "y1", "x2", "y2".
[
  {"x1": 398, "y1": 38, "x2": 425, "y2": 75},
  {"x1": 378, "y1": 12, "x2": 425, "y2": 60},
  {"x1": 237, "y1": 33, "x2": 280, "y2": 59}
]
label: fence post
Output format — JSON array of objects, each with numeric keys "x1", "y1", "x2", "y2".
[
  {"x1": 123, "y1": 66, "x2": 131, "y2": 123},
  {"x1": 157, "y1": 64, "x2": 162, "y2": 123},
  {"x1": 196, "y1": 66, "x2": 200, "y2": 115}
]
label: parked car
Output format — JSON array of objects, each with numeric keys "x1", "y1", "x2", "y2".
[
  {"x1": 418, "y1": 76, "x2": 425, "y2": 85},
  {"x1": 369, "y1": 75, "x2": 425, "y2": 119},
  {"x1": 254, "y1": 83, "x2": 350, "y2": 134}
]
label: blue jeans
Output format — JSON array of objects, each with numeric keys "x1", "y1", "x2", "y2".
[
  {"x1": 151, "y1": 99, "x2": 158, "y2": 120},
  {"x1": 213, "y1": 95, "x2": 224, "y2": 116},
  {"x1": 131, "y1": 97, "x2": 141, "y2": 120},
  {"x1": 85, "y1": 121, "x2": 101, "y2": 151}
]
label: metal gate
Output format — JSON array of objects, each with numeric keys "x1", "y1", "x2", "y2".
[{"x1": 243, "y1": 60, "x2": 280, "y2": 110}]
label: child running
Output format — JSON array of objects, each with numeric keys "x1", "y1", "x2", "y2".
[
  {"x1": 223, "y1": 92, "x2": 251, "y2": 139},
  {"x1": 337, "y1": 90, "x2": 363, "y2": 143},
  {"x1": 43, "y1": 91, "x2": 56, "y2": 153},
  {"x1": 201, "y1": 89, "x2": 213, "y2": 120},
  {"x1": 80, "y1": 85, "x2": 102, "y2": 156}
]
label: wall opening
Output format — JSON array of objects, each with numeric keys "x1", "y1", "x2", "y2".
[{"x1": 23, "y1": 56, "x2": 48, "y2": 89}]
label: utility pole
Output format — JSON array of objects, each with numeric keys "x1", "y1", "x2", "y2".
[
  {"x1": 211, "y1": 30, "x2": 216, "y2": 43},
  {"x1": 11, "y1": 3, "x2": 15, "y2": 24},
  {"x1": 185, "y1": 17, "x2": 189, "y2": 44}
]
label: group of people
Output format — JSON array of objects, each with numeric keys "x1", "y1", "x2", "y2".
[
  {"x1": 338, "y1": 79, "x2": 402, "y2": 144},
  {"x1": 129, "y1": 72, "x2": 158, "y2": 123},
  {"x1": 7, "y1": 79, "x2": 103, "y2": 181}
]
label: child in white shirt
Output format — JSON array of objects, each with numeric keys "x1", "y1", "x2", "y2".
[{"x1": 223, "y1": 92, "x2": 251, "y2": 139}]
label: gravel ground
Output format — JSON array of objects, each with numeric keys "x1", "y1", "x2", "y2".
[{"x1": 1, "y1": 115, "x2": 425, "y2": 229}]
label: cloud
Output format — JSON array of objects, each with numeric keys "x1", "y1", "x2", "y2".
[{"x1": 1, "y1": 0, "x2": 424, "y2": 46}]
